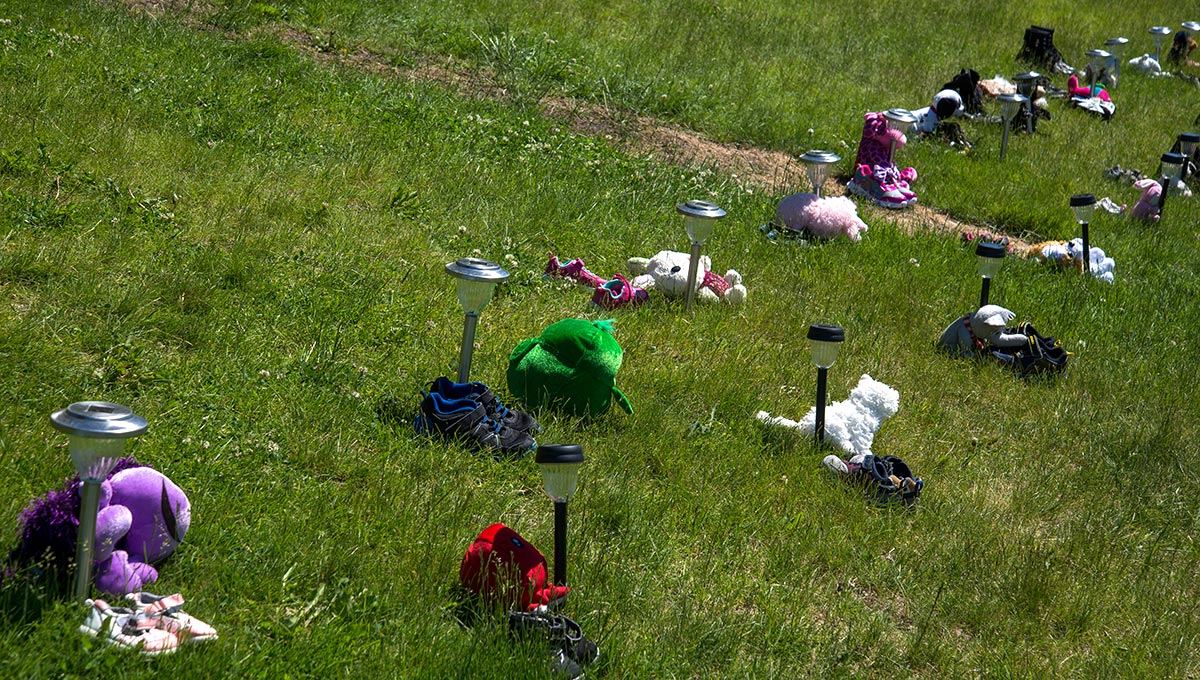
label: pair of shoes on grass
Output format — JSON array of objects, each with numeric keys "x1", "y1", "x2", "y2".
[
  {"x1": 846, "y1": 167, "x2": 917, "y2": 209},
  {"x1": 416, "y1": 377, "x2": 540, "y2": 457},
  {"x1": 80, "y1": 593, "x2": 217, "y2": 655},
  {"x1": 509, "y1": 609, "x2": 599, "y2": 679},
  {"x1": 545, "y1": 255, "x2": 648, "y2": 310},
  {"x1": 823, "y1": 453, "x2": 923, "y2": 505}
]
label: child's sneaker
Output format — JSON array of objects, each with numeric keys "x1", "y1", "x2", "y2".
[
  {"x1": 822, "y1": 454, "x2": 849, "y2": 474},
  {"x1": 848, "y1": 168, "x2": 911, "y2": 209},
  {"x1": 416, "y1": 391, "x2": 536, "y2": 457},
  {"x1": 590, "y1": 274, "x2": 649, "y2": 310},
  {"x1": 508, "y1": 610, "x2": 599, "y2": 679},
  {"x1": 545, "y1": 255, "x2": 606, "y2": 288},
  {"x1": 428, "y1": 376, "x2": 540, "y2": 434},
  {"x1": 893, "y1": 180, "x2": 919, "y2": 205}
]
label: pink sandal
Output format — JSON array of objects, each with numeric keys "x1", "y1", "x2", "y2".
[
  {"x1": 80, "y1": 599, "x2": 180, "y2": 655},
  {"x1": 125, "y1": 592, "x2": 218, "y2": 643},
  {"x1": 591, "y1": 274, "x2": 648, "y2": 309},
  {"x1": 545, "y1": 254, "x2": 607, "y2": 288}
]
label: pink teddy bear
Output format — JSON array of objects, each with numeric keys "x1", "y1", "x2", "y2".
[
  {"x1": 1129, "y1": 178, "x2": 1161, "y2": 222},
  {"x1": 775, "y1": 193, "x2": 869, "y2": 242},
  {"x1": 847, "y1": 112, "x2": 918, "y2": 209}
]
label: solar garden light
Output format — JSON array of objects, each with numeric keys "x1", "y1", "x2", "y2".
[
  {"x1": 535, "y1": 443, "x2": 584, "y2": 587},
  {"x1": 677, "y1": 200, "x2": 726, "y2": 312},
  {"x1": 1158, "y1": 152, "x2": 1186, "y2": 215},
  {"x1": 996, "y1": 94, "x2": 1028, "y2": 161},
  {"x1": 799, "y1": 150, "x2": 841, "y2": 199},
  {"x1": 1184, "y1": 21, "x2": 1200, "y2": 38},
  {"x1": 1069, "y1": 194, "x2": 1096, "y2": 275},
  {"x1": 1151, "y1": 26, "x2": 1172, "y2": 64},
  {"x1": 807, "y1": 324, "x2": 845, "y2": 445},
  {"x1": 882, "y1": 108, "x2": 917, "y2": 163},
  {"x1": 1177, "y1": 133, "x2": 1199, "y2": 180},
  {"x1": 1104, "y1": 38, "x2": 1129, "y2": 84},
  {"x1": 975, "y1": 241, "x2": 1006, "y2": 308},
  {"x1": 1014, "y1": 71, "x2": 1041, "y2": 135},
  {"x1": 1085, "y1": 49, "x2": 1111, "y2": 95},
  {"x1": 445, "y1": 257, "x2": 509, "y2": 383},
  {"x1": 50, "y1": 401, "x2": 148, "y2": 603}
]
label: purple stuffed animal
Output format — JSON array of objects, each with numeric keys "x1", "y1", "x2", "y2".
[{"x1": 11, "y1": 458, "x2": 190, "y2": 595}]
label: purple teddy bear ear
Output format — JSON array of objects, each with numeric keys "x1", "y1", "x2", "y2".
[{"x1": 160, "y1": 480, "x2": 182, "y2": 543}]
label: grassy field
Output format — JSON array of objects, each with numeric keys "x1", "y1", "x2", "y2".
[
  {"x1": 0, "y1": 0, "x2": 1198, "y2": 677},
  {"x1": 203, "y1": 0, "x2": 1200, "y2": 236}
]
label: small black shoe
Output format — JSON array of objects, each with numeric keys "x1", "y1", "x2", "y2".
[
  {"x1": 416, "y1": 391, "x2": 535, "y2": 457},
  {"x1": 429, "y1": 377, "x2": 541, "y2": 434},
  {"x1": 508, "y1": 610, "x2": 599, "y2": 678}
]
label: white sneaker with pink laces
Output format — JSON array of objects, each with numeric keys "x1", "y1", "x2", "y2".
[{"x1": 125, "y1": 592, "x2": 218, "y2": 643}]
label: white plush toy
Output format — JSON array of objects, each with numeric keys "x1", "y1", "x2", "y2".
[
  {"x1": 756, "y1": 374, "x2": 898, "y2": 457},
  {"x1": 937, "y1": 304, "x2": 1030, "y2": 357},
  {"x1": 1128, "y1": 54, "x2": 1163, "y2": 74},
  {"x1": 627, "y1": 250, "x2": 747, "y2": 304},
  {"x1": 1029, "y1": 239, "x2": 1116, "y2": 284},
  {"x1": 774, "y1": 193, "x2": 869, "y2": 242}
]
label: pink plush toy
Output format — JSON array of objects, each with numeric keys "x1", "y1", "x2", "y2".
[
  {"x1": 1066, "y1": 74, "x2": 1111, "y2": 102},
  {"x1": 1129, "y1": 178, "x2": 1161, "y2": 222},
  {"x1": 775, "y1": 193, "x2": 869, "y2": 241},
  {"x1": 847, "y1": 112, "x2": 918, "y2": 209}
]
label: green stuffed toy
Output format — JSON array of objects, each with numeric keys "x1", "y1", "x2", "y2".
[{"x1": 507, "y1": 318, "x2": 634, "y2": 418}]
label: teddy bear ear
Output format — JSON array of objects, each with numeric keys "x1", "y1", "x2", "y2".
[
  {"x1": 160, "y1": 481, "x2": 181, "y2": 543},
  {"x1": 982, "y1": 314, "x2": 1007, "y2": 329}
]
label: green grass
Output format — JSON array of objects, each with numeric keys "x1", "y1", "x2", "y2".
[
  {"x1": 0, "y1": 1, "x2": 1198, "y2": 677},
  {"x1": 201, "y1": 0, "x2": 1200, "y2": 235}
]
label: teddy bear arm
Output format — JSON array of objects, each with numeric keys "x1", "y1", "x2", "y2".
[
  {"x1": 611, "y1": 386, "x2": 633, "y2": 414},
  {"x1": 630, "y1": 273, "x2": 655, "y2": 290},
  {"x1": 725, "y1": 285, "x2": 747, "y2": 305},
  {"x1": 94, "y1": 504, "x2": 133, "y2": 562},
  {"x1": 94, "y1": 550, "x2": 158, "y2": 596},
  {"x1": 990, "y1": 331, "x2": 1029, "y2": 347},
  {"x1": 937, "y1": 322, "x2": 974, "y2": 357}
]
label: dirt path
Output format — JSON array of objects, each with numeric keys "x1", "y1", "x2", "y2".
[{"x1": 113, "y1": 0, "x2": 1025, "y2": 249}]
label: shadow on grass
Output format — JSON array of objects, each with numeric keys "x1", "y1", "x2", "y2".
[{"x1": 0, "y1": 566, "x2": 71, "y2": 629}]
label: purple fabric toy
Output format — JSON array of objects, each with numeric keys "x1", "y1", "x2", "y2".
[{"x1": 10, "y1": 458, "x2": 191, "y2": 595}]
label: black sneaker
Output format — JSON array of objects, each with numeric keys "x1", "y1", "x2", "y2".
[
  {"x1": 508, "y1": 611, "x2": 599, "y2": 679},
  {"x1": 429, "y1": 377, "x2": 541, "y2": 435},
  {"x1": 415, "y1": 391, "x2": 535, "y2": 457}
]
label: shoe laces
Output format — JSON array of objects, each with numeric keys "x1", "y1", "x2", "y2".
[
  {"x1": 492, "y1": 400, "x2": 512, "y2": 420},
  {"x1": 481, "y1": 414, "x2": 502, "y2": 434}
]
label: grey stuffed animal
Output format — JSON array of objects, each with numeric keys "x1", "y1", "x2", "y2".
[{"x1": 938, "y1": 305, "x2": 1029, "y2": 357}]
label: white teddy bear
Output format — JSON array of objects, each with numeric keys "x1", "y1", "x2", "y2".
[
  {"x1": 627, "y1": 250, "x2": 747, "y2": 304},
  {"x1": 755, "y1": 374, "x2": 899, "y2": 457}
]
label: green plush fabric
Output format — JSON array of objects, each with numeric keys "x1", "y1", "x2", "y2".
[{"x1": 507, "y1": 318, "x2": 633, "y2": 418}]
